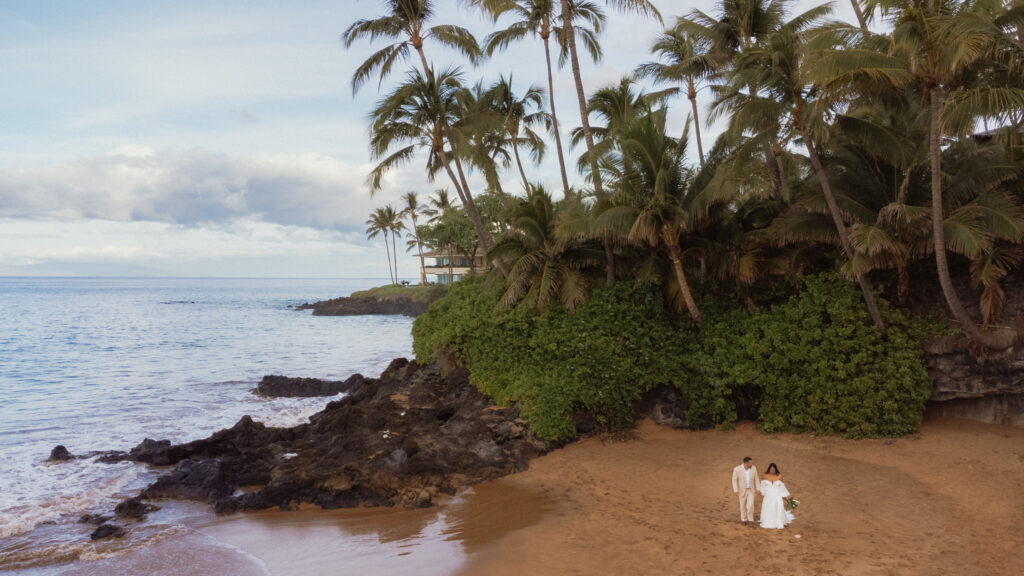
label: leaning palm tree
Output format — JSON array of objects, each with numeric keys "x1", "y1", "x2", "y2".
[
  {"x1": 488, "y1": 186, "x2": 604, "y2": 311},
  {"x1": 844, "y1": 0, "x2": 1024, "y2": 348},
  {"x1": 712, "y1": 7, "x2": 889, "y2": 335},
  {"x1": 368, "y1": 67, "x2": 498, "y2": 259},
  {"x1": 634, "y1": 25, "x2": 718, "y2": 165},
  {"x1": 343, "y1": 0, "x2": 483, "y2": 93},
  {"x1": 477, "y1": 0, "x2": 605, "y2": 196},
  {"x1": 559, "y1": 0, "x2": 661, "y2": 195},
  {"x1": 400, "y1": 191, "x2": 428, "y2": 284},
  {"x1": 366, "y1": 207, "x2": 397, "y2": 284},
  {"x1": 595, "y1": 108, "x2": 724, "y2": 325}
]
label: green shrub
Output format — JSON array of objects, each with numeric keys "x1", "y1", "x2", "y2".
[{"x1": 413, "y1": 273, "x2": 935, "y2": 441}]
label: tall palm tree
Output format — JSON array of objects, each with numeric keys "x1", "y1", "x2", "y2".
[
  {"x1": 634, "y1": 25, "x2": 718, "y2": 165},
  {"x1": 487, "y1": 75, "x2": 550, "y2": 192},
  {"x1": 849, "y1": 0, "x2": 1024, "y2": 348},
  {"x1": 382, "y1": 204, "x2": 406, "y2": 282},
  {"x1": 401, "y1": 191, "x2": 428, "y2": 285},
  {"x1": 681, "y1": 0, "x2": 794, "y2": 206},
  {"x1": 559, "y1": 0, "x2": 661, "y2": 196},
  {"x1": 368, "y1": 67, "x2": 498, "y2": 260},
  {"x1": 477, "y1": 0, "x2": 605, "y2": 197},
  {"x1": 712, "y1": 6, "x2": 889, "y2": 335},
  {"x1": 343, "y1": 0, "x2": 483, "y2": 93},
  {"x1": 366, "y1": 207, "x2": 397, "y2": 284},
  {"x1": 488, "y1": 186, "x2": 604, "y2": 311}
]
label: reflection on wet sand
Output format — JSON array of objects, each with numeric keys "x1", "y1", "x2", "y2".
[
  {"x1": 5, "y1": 480, "x2": 548, "y2": 575},
  {"x1": 194, "y1": 481, "x2": 549, "y2": 576}
]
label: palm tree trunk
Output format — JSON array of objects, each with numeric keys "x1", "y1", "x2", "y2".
[
  {"x1": 512, "y1": 138, "x2": 530, "y2": 192},
  {"x1": 543, "y1": 34, "x2": 571, "y2": 196},
  {"x1": 448, "y1": 244, "x2": 454, "y2": 283},
  {"x1": 391, "y1": 231, "x2": 400, "y2": 284},
  {"x1": 559, "y1": 0, "x2": 603, "y2": 196},
  {"x1": 667, "y1": 241, "x2": 701, "y2": 326},
  {"x1": 383, "y1": 231, "x2": 395, "y2": 285},
  {"x1": 411, "y1": 214, "x2": 427, "y2": 285},
  {"x1": 604, "y1": 239, "x2": 615, "y2": 285},
  {"x1": 766, "y1": 148, "x2": 783, "y2": 202},
  {"x1": 687, "y1": 79, "x2": 705, "y2": 166},
  {"x1": 928, "y1": 87, "x2": 1010, "y2": 350},
  {"x1": 449, "y1": 147, "x2": 494, "y2": 253},
  {"x1": 850, "y1": 0, "x2": 869, "y2": 31},
  {"x1": 897, "y1": 263, "x2": 909, "y2": 305},
  {"x1": 799, "y1": 123, "x2": 888, "y2": 336}
]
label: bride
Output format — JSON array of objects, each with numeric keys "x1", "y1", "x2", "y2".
[{"x1": 758, "y1": 462, "x2": 795, "y2": 530}]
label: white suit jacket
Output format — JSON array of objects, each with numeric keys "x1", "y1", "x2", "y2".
[{"x1": 732, "y1": 464, "x2": 760, "y2": 492}]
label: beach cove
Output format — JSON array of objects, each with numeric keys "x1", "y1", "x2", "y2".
[{"x1": 37, "y1": 416, "x2": 1023, "y2": 576}]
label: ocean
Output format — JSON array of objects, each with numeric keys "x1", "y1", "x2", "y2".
[{"x1": 0, "y1": 277, "x2": 418, "y2": 572}]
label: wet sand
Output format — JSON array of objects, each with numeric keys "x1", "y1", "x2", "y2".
[{"x1": 461, "y1": 417, "x2": 1024, "y2": 576}]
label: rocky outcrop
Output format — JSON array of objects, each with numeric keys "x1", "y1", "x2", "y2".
[
  {"x1": 254, "y1": 374, "x2": 364, "y2": 398},
  {"x1": 115, "y1": 359, "x2": 544, "y2": 514},
  {"x1": 294, "y1": 296, "x2": 429, "y2": 317},
  {"x1": 924, "y1": 335, "x2": 1024, "y2": 426}
]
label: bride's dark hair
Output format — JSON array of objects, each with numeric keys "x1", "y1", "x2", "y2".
[{"x1": 765, "y1": 463, "x2": 780, "y2": 475}]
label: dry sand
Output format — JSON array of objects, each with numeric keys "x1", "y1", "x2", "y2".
[
  {"x1": 461, "y1": 417, "x2": 1024, "y2": 576},
  {"x1": 81, "y1": 417, "x2": 1021, "y2": 576}
]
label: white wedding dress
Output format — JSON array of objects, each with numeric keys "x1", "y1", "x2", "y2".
[{"x1": 759, "y1": 479, "x2": 795, "y2": 529}]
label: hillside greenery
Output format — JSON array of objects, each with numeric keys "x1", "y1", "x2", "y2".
[{"x1": 413, "y1": 273, "x2": 941, "y2": 441}]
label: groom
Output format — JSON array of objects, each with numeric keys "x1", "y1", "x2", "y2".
[{"x1": 731, "y1": 456, "x2": 760, "y2": 524}]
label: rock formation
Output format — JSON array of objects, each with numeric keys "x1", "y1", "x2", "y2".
[{"x1": 114, "y1": 359, "x2": 544, "y2": 515}]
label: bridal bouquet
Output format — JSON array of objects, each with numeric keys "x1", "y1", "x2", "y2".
[{"x1": 785, "y1": 497, "x2": 800, "y2": 510}]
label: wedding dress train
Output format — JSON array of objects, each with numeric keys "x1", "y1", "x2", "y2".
[{"x1": 759, "y1": 479, "x2": 795, "y2": 529}]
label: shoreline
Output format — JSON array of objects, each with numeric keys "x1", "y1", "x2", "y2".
[{"x1": 14, "y1": 416, "x2": 1024, "y2": 575}]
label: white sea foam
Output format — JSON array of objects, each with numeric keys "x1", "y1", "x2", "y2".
[{"x1": 0, "y1": 458, "x2": 146, "y2": 539}]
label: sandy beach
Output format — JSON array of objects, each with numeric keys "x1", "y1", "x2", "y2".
[
  {"x1": 43, "y1": 416, "x2": 1022, "y2": 576},
  {"x1": 460, "y1": 417, "x2": 1024, "y2": 576}
]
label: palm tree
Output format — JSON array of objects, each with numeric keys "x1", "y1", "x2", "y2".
[
  {"x1": 848, "y1": 0, "x2": 1024, "y2": 348},
  {"x1": 681, "y1": 0, "x2": 795, "y2": 206},
  {"x1": 382, "y1": 204, "x2": 406, "y2": 282},
  {"x1": 343, "y1": 0, "x2": 482, "y2": 93},
  {"x1": 594, "y1": 108, "x2": 725, "y2": 325},
  {"x1": 559, "y1": 0, "x2": 661, "y2": 196},
  {"x1": 401, "y1": 191, "x2": 428, "y2": 284},
  {"x1": 478, "y1": 0, "x2": 605, "y2": 197},
  {"x1": 571, "y1": 77, "x2": 651, "y2": 175},
  {"x1": 487, "y1": 75, "x2": 550, "y2": 192},
  {"x1": 366, "y1": 207, "x2": 397, "y2": 284},
  {"x1": 712, "y1": 7, "x2": 890, "y2": 335},
  {"x1": 368, "y1": 67, "x2": 498, "y2": 260},
  {"x1": 488, "y1": 186, "x2": 604, "y2": 311},
  {"x1": 634, "y1": 25, "x2": 717, "y2": 165}
]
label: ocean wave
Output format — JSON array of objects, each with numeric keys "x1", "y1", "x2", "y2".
[{"x1": 0, "y1": 458, "x2": 145, "y2": 539}]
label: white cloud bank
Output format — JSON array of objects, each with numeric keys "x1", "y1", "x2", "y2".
[{"x1": 0, "y1": 147, "x2": 398, "y2": 231}]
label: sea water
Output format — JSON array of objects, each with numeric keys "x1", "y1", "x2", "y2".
[{"x1": 0, "y1": 277, "x2": 415, "y2": 569}]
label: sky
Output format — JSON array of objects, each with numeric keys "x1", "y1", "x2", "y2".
[{"x1": 0, "y1": 0, "x2": 858, "y2": 278}]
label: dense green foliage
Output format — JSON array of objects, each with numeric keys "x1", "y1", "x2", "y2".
[{"x1": 414, "y1": 273, "x2": 937, "y2": 441}]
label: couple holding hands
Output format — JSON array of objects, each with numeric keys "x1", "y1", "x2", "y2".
[{"x1": 731, "y1": 456, "x2": 797, "y2": 530}]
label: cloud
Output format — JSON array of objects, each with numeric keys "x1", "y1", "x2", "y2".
[{"x1": 0, "y1": 147, "x2": 397, "y2": 231}]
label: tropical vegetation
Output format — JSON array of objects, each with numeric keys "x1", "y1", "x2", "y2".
[{"x1": 348, "y1": 0, "x2": 1024, "y2": 438}]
